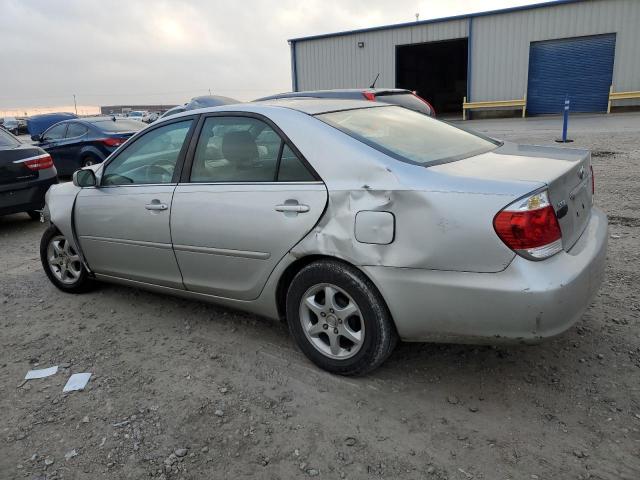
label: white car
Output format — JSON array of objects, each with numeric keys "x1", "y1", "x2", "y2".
[{"x1": 127, "y1": 111, "x2": 151, "y2": 123}]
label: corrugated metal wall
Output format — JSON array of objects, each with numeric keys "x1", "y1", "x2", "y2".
[
  {"x1": 471, "y1": 0, "x2": 640, "y2": 104},
  {"x1": 293, "y1": 0, "x2": 640, "y2": 107},
  {"x1": 294, "y1": 19, "x2": 467, "y2": 91}
]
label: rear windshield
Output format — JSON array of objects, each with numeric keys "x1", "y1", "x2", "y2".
[
  {"x1": 377, "y1": 92, "x2": 432, "y2": 115},
  {"x1": 0, "y1": 128, "x2": 19, "y2": 147},
  {"x1": 92, "y1": 119, "x2": 145, "y2": 133},
  {"x1": 317, "y1": 106, "x2": 499, "y2": 166}
]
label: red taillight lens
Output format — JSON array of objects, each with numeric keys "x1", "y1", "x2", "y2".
[
  {"x1": 590, "y1": 165, "x2": 595, "y2": 195},
  {"x1": 22, "y1": 154, "x2": 54, "y2": 171},
  {"x1": 493, "y1": 190, "x2": 563, "y2": 260},
  {"x1": 99, "y1": 137, "x2": 126, "y2": 147},
  {"x1": 362, "y1": 91, "x2": 376, "y2": 101}
]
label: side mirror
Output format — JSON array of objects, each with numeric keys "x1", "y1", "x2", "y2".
[
  {"x1": 31, "y1": 134, "x2": 41, "y2": 142},
  {"x1": 73, "y1": 169, "x2": 97, "y2": 188}
]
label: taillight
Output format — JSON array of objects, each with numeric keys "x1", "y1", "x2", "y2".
[
  {"x1": 493, "y1": 190, "x2": 562, "y2": 260},
  {"x1": 99, "y1": 137, "x2": 126, "y2": 147},
  {"x1": 21, "y1": 154, "x2": 54, "y2": 171},
  {"x1": 362, "y1": 91, "x2": 376, "y2": 101},
  {"x1": 590, "y1": 165, "x2": 595, "y2": 195}
]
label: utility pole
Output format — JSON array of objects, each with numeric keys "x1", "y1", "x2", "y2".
[{"x1": 73, "y1": 94, "x2": 78, "y2": 115}]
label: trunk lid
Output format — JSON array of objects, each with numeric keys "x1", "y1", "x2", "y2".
[
  {"x1": 431, "y1": 142, "x2": 593, "y2": 251},
  {"x1": 0, "y1": 145, "x2": 46, "y2": 186}
]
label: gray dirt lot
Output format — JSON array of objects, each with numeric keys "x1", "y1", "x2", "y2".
[{"x1": 1, "y1": 113, "x2": 639, "y2": 480}]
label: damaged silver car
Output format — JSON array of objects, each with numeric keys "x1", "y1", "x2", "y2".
[{"x1": 40, "y1": 99, "x2": 608, "y2": 375}]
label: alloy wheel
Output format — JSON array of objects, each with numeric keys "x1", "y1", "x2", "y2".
[
  {"x1": 47, "y1": 235, "x2": 82, "y2": 285},
  {"x1": 299, "y1": 283, "x2": 365, "y2": 359}
]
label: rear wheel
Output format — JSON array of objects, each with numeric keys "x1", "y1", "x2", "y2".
[
  {"x1": 40, "y1": 225, "x2": 93, "y2": 293},
  {"x1": 286, "y1": 260, "x2": 398, "y2": 376}
]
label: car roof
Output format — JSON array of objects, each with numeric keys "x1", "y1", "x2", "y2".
[
  {"x1": 255, "y1": 88, "x2": 411, "y2": 102},
  {"x1": 172, "y1": 98, "x2": 384, "y2": 117}
]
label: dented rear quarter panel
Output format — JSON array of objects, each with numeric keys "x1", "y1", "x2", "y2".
[{"x1": 265, "y1": 107, "x2": 541, "y2": 273}]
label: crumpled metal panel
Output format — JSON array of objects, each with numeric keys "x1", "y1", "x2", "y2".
[
  {"x1": 262, "y1": 107, "x2": 531, "y2": 273},
  {"x1": 45, "y1": 176, "x2": 89, "y2": 271}
]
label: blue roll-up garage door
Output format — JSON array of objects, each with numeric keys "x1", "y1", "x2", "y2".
[{"x1": 527, "y1": 34, "x2": 616, "y2": 115}]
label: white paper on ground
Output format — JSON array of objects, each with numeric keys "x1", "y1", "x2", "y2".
[
  {"x1": 25, "y1": 366, "x2": 58, "y2": 380},
  {"x1": 63, "y1": 373, "x2": 92, "y2": 392}
]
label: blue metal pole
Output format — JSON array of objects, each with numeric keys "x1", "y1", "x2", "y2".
[{"x1": 562, "y1": 95, "x2": 570, "y2": 142}]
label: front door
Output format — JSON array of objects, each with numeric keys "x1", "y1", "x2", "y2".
[
  {"x1": 39, "y1": 123, "x2": 68, "y2": 173},
  {"x1": 75, "y1": 118, "x2": 195, "y2": 288},
  {"x1": 171, "y1": 114, "x2": 327, "y2": 300}
]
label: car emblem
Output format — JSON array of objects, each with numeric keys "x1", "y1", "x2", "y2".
[{"x1": 578, "y1": 166, "x2": 585, "y2": 180}]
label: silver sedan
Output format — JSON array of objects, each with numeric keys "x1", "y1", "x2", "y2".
[{"x1": 40, "y1": 99, "x2": 608, "y2": 375}]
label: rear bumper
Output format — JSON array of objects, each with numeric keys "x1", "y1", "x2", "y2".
[
  {"x1": 0, "y1": 171, "x2": 58, "y2": 216},
  {"x1": 363, "y1": 208, "x2": 608, "y2": 343}
]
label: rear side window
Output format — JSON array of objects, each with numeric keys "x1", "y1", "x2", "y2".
[
  {"x1": 93, "y1": 119, "x2": 145, "y2": 133},
  {"x1": 66, "y1": 123, "x2": 88, "y2": 138},
  {"x1": 278, "y1": 145, "x2": 315, "y2": 181},
  {"x1": 190, "y1": 116, "x2": 314, "y2": 183},
  {"x1": 317, "y1": 106, "x2": 499, "y2": 167}
]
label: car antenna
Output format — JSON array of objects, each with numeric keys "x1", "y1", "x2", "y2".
[{"x1": 369, "y1": 73, "x2": 380, "y2": 89}]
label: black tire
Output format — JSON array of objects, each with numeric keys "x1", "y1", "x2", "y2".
[
  {"x1": 81, "y1": 156, "x2": 98, "y2": 167},
  {"x1": 40, "y1": 225, "x2": 93, "y2": 293},
  {"x1": 26, "y1": 210, "x2": 41, "y2": 221},
  {"x1": 286, "y1": 260, "x2": 398, "y2": 376}
]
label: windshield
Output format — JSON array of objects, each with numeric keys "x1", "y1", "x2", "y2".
[
  {"x1": 129, "y1": 112, "x2": 142, "y2": 117},
  {"x1": 0, "y1": 128, "x2": 19, "y2": 147},
  {"x1": 93, "y1": 119, "x2": 145, "y2": 133},
  {"x1": 317, "y1": 106, "x2": 499, "y2": 166}
]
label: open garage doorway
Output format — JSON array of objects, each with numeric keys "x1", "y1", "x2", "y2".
[{"x1": 396, "y1": 38, "x2": 468, "y2": 115}]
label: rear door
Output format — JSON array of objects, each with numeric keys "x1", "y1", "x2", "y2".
[
  {"x1": 74, "y1": 117, "x2": 196, "y2": 288},
  {"x1": 171, "y1": 113, "x2": 327, "y2": 300}
]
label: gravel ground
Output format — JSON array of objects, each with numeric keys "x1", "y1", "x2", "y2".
[{"x1": 1, "y1": 113, "x2": 639, "y2": 480}]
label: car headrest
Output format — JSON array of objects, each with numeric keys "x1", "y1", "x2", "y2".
[{"x1": 222, "y1": 130, "x2": 258, "y2": 163}]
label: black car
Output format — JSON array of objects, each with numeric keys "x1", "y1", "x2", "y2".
[
  {"x1": 255, "y1": 88, "x2": 435, "y2": 117},
  {"x1": 0, "y1": 128, "x2": 57, "y2": 219},
  {"x1": 36, "y1": 117, "x2": 145, "y2": 176}
]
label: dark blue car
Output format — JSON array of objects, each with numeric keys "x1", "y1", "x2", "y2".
[{"x1": 36, "y1": 117, "x2": 145, "y2": 176}]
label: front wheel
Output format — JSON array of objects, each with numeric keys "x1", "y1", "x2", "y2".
[
  {"x1": 286, "y1": 260, "x2": 398, "y2": 376},
  {"x1": 82, "y1": 156, "x2": 97, "y2": 167},
  {"x1": 40, "y1": 225, "x2": 93, "y2": 293}
]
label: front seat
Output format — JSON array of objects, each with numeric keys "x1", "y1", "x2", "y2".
[{"x1": 220, "y1": 130, "x2": 273, "y2": 181}]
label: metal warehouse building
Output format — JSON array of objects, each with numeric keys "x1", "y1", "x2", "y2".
[{"x1": 288, "y1": 0, "x2": 640, "y2": 116}]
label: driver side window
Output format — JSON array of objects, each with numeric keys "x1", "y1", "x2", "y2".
[
  {"x1": 102, "y1": 120, "x2": 192, "y2": 186},
  {"x1": 43, "y1": 124, "x2": 67, "y2": 142}
]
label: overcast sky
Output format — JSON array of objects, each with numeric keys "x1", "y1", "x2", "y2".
[{"x1": 0, "y1": 0, "x2": 546, "y2": 114}]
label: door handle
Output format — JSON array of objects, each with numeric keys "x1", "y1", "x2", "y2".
[
  {"x1": 275, "y1": 204, "x2": 310, "y2": 213},
  {"x1": 145, "y1": 202, "x2": 168, "y2": 211}
]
